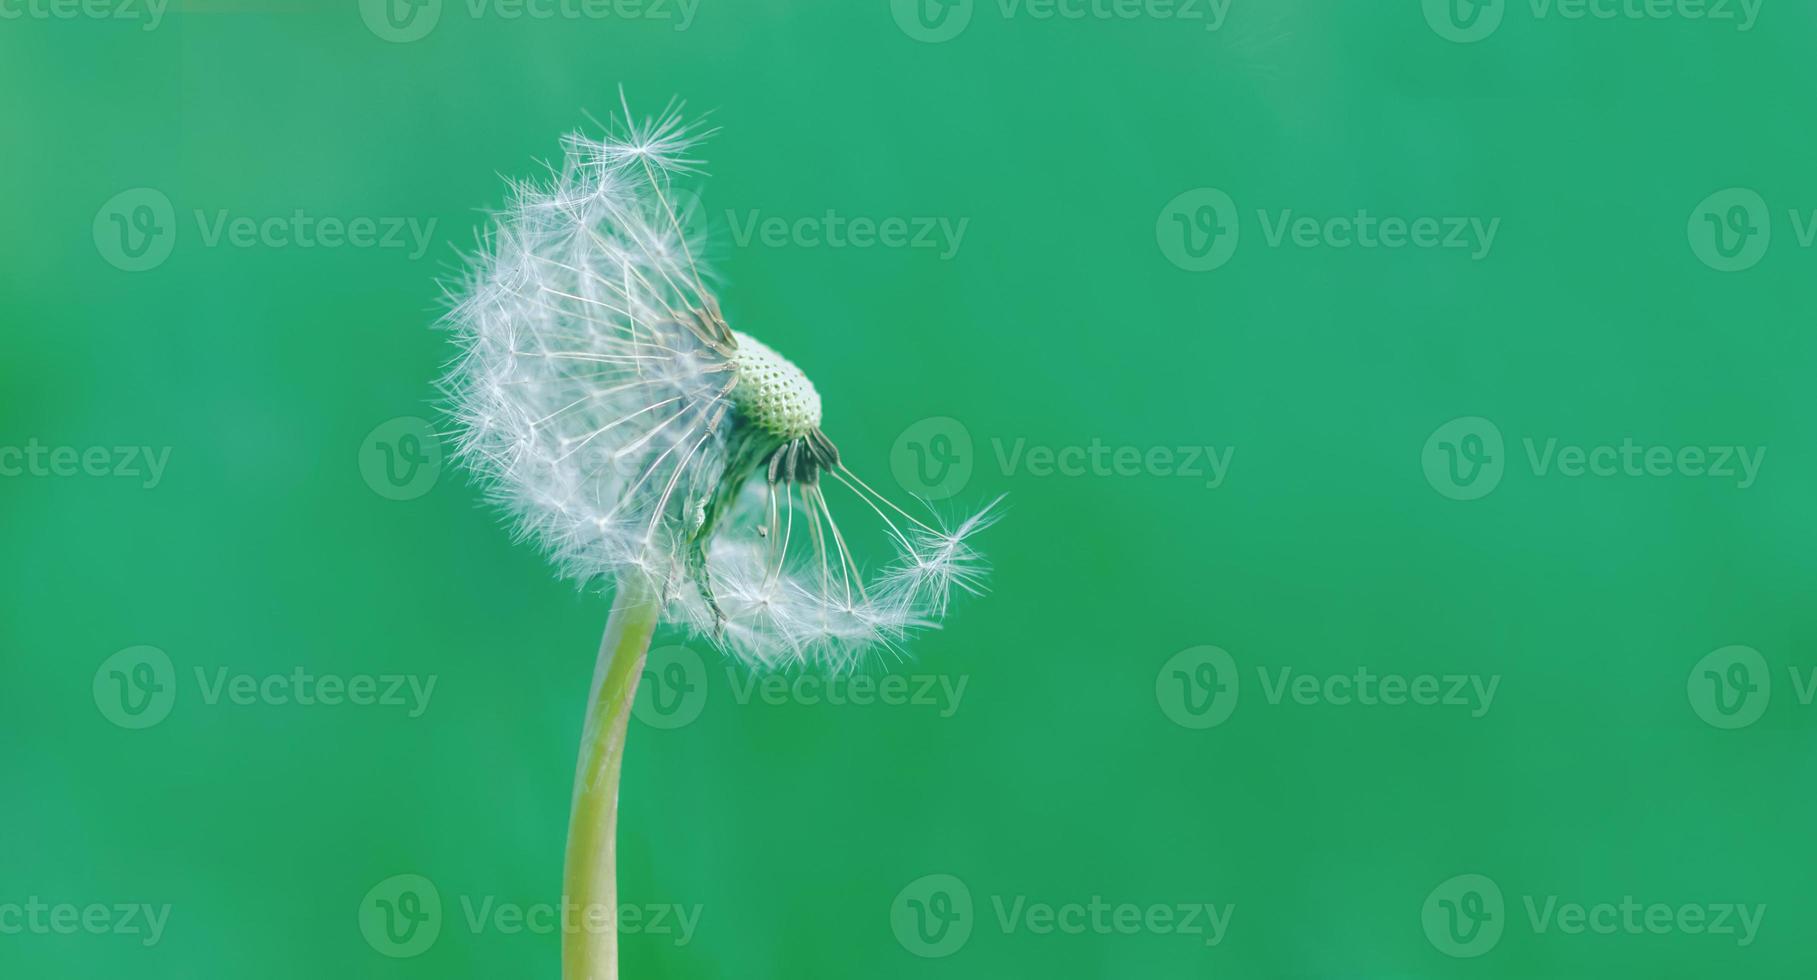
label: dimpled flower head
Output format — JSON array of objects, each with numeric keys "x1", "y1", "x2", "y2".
[{"x1": 440, "y1": 96, "x2": 999, "y2": 670}]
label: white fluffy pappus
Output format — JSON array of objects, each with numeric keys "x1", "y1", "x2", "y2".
[{"x1": 438, "y1": 97, "x2": 1000, "y2": 671}]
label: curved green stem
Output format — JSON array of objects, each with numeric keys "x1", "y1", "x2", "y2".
[{"x1": 563, "y1": 575, "x2": 660, "y2": 980}]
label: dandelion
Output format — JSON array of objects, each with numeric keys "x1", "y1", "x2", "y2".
[{"x1": 438, "y1": 94, "x2": 999, "y2": 979}]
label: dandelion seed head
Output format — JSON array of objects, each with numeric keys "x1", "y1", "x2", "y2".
[
  {"x1": 438, "y1": 95, "x2": 997, "y2": 669},
  {"x1": 728, "y1": 331, "x2": 822, "y2": 440}
]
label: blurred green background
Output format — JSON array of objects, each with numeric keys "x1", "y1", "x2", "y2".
[{"x1": 4, "y1": 0, "x2": 1816, "y2": 976}]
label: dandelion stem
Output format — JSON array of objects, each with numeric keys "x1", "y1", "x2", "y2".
[{"x1": 563, "y1": 575, "x2": 661, "y2": 980}]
